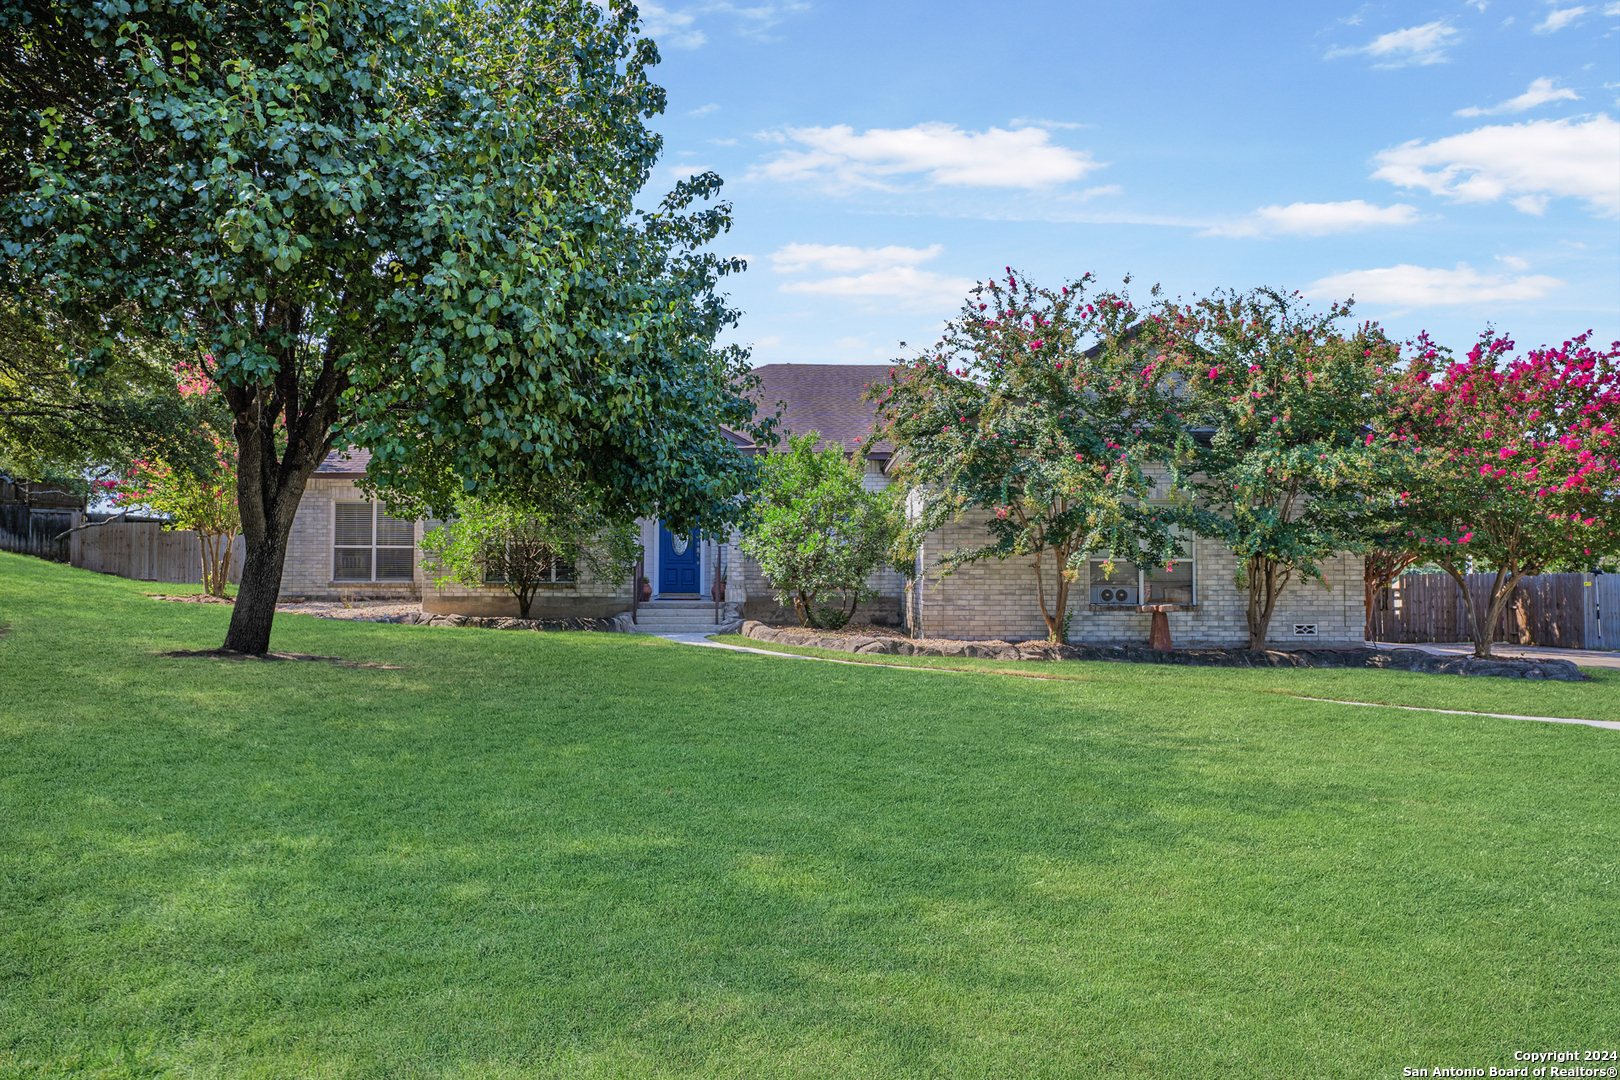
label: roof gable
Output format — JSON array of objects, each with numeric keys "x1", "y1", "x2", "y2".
[{"x1": 745, "y1": 363, "x2": 893, "y2": 456}]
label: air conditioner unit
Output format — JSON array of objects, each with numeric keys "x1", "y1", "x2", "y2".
[{"x1": 1093, "y1": 586, "x2": 1138, "y2": 606}]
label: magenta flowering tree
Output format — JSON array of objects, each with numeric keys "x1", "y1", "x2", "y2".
[
  {"x1": 1155, "y1": 288, "x2": 1401, "y2": 649},
  {"x1": 870, "y1": 271, "x2": 1184, "y2": 641},
  {"x1": 1387, "y1": 330, "x2": 1620, "y2": 658}
]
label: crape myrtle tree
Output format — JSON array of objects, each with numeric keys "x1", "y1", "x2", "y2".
[
  {"x1": 0, "y1": 0, "x2": 767, "y2": 654},
  {"x1": 740, "y1": 432, "x2": 898, "y2": 630},
  {"x1": 1384, "y1": 330, "x2": 1620, "y2": 658},
  {"x1": 872, "y1": 271, "x2": 1184, "y2": 643},
  {"x1": 1154, "y1": 288, "x2": 1399, "y2": 649},
  {"x1": 421, "y1": 487, "x2": 640, "y2": 620},
  {"x1": 102, "y1": 358, "x2": 241, "y2": 596}
]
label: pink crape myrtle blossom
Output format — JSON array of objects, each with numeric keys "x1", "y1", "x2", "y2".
[{"x1": 1388, "y1": 330, "x2": 1620, "y2": 658}]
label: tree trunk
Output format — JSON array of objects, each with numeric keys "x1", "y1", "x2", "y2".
[
  {"x1": 1442, "y1": 562, "x2": 1521, "y2": 659},
  {"x1": 1031, "y1": 547, "x2": 1071, "y2": 642},
  {"x1": 225, "y1": 529, "x2": 293, "y2": 652},
  {"x1": 219, "y1": 316, "x2": 348, "y2": 654},
  {"x1": 1244, "y1": 555, "x2": 1291, "y2": 650},
  {"x1": 517, "y1": 589, "x2": 534, "y2": 619}
]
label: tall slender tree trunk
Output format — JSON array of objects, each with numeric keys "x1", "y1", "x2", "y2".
[
  {"x1": 1031, "y1": 546, "x2": 1071, "y2": 642},
  {"x1": 219, "y1": 321, "x2": 347, "y2": 654}
]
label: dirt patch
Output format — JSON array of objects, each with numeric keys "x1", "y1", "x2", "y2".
[
  {"x1": 159, "y1": 649, "x2": 402, "y2": 669},
  {"x1": 147, "y1": 593, "x2": 234, "y2": 604},
  {"x1": 276, "y1": 599, "x2": 425, "y2": 621}
]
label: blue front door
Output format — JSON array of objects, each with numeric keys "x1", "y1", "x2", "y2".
[{"x1": 658, "y1": 523, "x2": 700, "y2": 594}]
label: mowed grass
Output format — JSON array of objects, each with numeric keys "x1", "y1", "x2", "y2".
[{"x1": 0, "y1": 553, "x2": 1616, "y2": 1079}]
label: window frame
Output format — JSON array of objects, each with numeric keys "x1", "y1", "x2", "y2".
[
  {"x1": 332, "y1": 499, "x2": 416, "y2": 583},
  {"x1": 1086, "y1": 528, "x2": 1197, "y2": 608}
]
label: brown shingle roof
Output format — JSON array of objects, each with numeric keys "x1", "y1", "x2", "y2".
[
  {"x1": 314, "y1": 447, "x2": 371, "y2": 475},
  {"x1": 745, "y1": 363, "x2": 894, "y2": 457}
]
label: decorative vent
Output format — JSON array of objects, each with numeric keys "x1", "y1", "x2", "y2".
[{"x1": 1293, "y1": 623, "x2": 1318, "y2": 637}]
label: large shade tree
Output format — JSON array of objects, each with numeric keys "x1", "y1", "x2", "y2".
[
  {"x1": 1384, "y1": 330, "x2": 1620, "y2": 658},
  {"x1": 1153, "y1": 288, "x2": 1398, "y2": 649},
  {"x1": 0, "y1": 0, "x2": 766, "y2": 653},
  {"x1": 872, "y1": 272, "x2": 1184, "y2": 642}
]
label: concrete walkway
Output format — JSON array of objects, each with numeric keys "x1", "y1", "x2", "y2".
[{"x1": 1374, "y1": 641, "x2": 1620, "y2": 670}]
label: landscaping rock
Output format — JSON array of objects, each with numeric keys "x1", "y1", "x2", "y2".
[{"x1": 733, "y1": 621, "x2": 1586, "y2": 680}]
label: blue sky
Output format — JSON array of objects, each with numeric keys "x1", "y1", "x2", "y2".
[{"x1": 636, "y1": 0, "x2": 1620, "y2": 366}]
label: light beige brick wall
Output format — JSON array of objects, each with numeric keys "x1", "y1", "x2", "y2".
[
  {"x1": 283, "y1": 481, "x2": 637, "y2": 616},
  {"x1": 909, "y1": 510, "x2": 1364, "y2": 648},
  {"x1": 280, "y1": 479, "x2": 423, "y2": 601}
]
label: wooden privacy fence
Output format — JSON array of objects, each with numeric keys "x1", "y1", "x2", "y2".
[
  {"x1": 0, "y1": 503, "x2": 74, "y2": 562},
  {"x1": 70, "y1": 518, "x2": 245, "y2": 586},
  {"x1": 1369, "y1": 572, "x2": 1617, "y2": 650}
]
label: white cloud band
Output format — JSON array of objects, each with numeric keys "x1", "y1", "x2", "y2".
[{"x1": 1305, "y1": 263, "x2": 1564, "y2": 306}]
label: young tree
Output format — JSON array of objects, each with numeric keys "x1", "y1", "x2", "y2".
[
  {"x1": 1, "y1": 0, "x2": 766, "y2": 654},
  {"x1": 1384, "y1": 330, "x2": 1620, "y2": 658},
  {"x1": 741, "y1": 433, "x2": 898, "y2": 629},
  {"x1": 872, "y1": 272, "x2": 1183, "y2": 642},
  {"x1": 1155, "y1": 288, "x2": 1398, "y2": 649},
  {"x1": 421, "y1": 491, "x2": 639, "y2": 619}
]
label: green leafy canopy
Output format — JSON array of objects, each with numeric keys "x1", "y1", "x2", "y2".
[{"x1": 1, "y1": 0, "x2": 770, "y2": 651}]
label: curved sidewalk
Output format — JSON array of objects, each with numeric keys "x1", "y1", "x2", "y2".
[{"x1": 1374, "y1": 641, "x2": 1620, "y2": 670}]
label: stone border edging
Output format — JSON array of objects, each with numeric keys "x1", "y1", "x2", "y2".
[{"x1": 736, "y1": 622, "x2": 1587, "y2": 681}]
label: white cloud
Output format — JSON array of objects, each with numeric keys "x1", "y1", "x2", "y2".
[
  {"x1": 1605, "y1": 2, "x2": 1620, "y2": 13},
  {"x1": 1495, "y1": 254, "x2": 1531, "y2": 269},
  {"x1": 1009, "y1": 117, "x2": 1093, "y2": 130},
  {"x1": 768, "y1": 243, "x2": 944, "y2": 274},
  {"x1": 1456, "y1": 77, "x2": 1581, "y2": 116},
  {"x1": 1534, "y1": 5, "x2": 1588, "y2": 32},
  {"x1": 641, "y1": 3, "x2": 706, "y2": 48},
  {"x1": 770, "y1": 242, "x2": 972, "y2": 310},
  {"x1": 1305, "y1": 263, "x2": 1564, "y2": 305},
  {"x1": 751, "y1": 335, "x2": 782, "y2": 349},
  {"x1": 749, "y1": 122, "x2": 1101, "y2": 191},
  {"x1": 1203, "y1": 200, "x2": 1423, "y2": 237},
  {"x1": 1372, "y1": 115, "x2": 1620, "y2": 216},
  {"x1": 781, "y1": 267, "x2": 976, "y2": 310},
  {"x1": 637, "y1": 1, "x2": 808, "y2": 49},
  {"x1": 688, "y1": 103, "x2": 720, "y2": 117},
  {"x1": 1325, "y1": 21, "x2": 1458, "y2": 66}
]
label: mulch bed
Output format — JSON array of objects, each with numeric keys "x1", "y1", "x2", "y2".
[{"x1": 147, "y1": 593, "x2": 234, "y2": 604}]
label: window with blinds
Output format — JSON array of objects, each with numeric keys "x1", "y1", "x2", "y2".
[{"x1": 334, "y1": 501, "x2": 416, "y2": 582}]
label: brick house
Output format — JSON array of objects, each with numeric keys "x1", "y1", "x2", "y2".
[{"x1": 278, "y1": 363, "x2": 1365, "y2": 646}]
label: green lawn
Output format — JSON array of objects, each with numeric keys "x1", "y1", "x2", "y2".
[{"x1": 1, "y1": 553, "x2": 1616, "y2": 1079}]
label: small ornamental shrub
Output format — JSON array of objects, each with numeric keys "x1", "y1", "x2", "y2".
[
  {"x1": 422, "y1": 492, "x2": 640, "y2": 620},
  {"x1": 742, "y1": 433, "x2": 897, "y2": 629}
]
